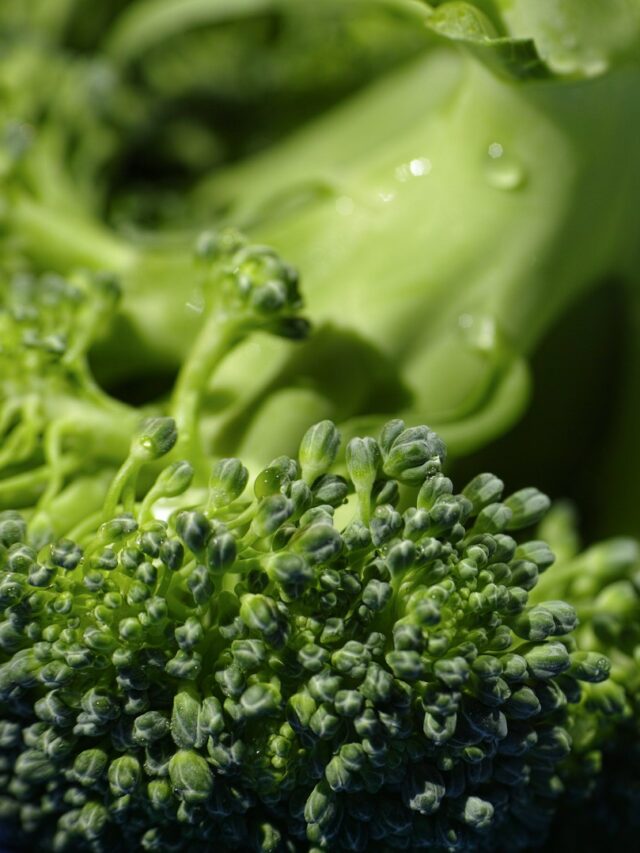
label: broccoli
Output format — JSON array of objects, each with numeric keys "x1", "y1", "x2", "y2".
[
  {"x1": 1, "y1": 3, "x2": 640, "y2": 849},
  {"x1": 0, "y1": 228, "x2": 309, "y2": 526},
  {"x1": 0, "y1": 416, "x2": 610, "y2": 852},
  {"x1": 1, "y1": 0, "x2": 640, "y2": 534},
  {"x1": 527, "y1": 506, "x2": 640, "y2": 847}
]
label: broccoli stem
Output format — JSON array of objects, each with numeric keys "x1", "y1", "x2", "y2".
[
  {"x1": 170, "y1": 314, "x2": 241, "y2": 464},
  {"x1": 12, "y1": 196, "x2": 135, "y2": 275}
]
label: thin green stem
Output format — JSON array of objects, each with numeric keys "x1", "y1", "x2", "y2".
[
  {"x1": 12, "y1": 196, "x2": 135, "y2": 275},
  {"x1": 224, "y1": 502, "x2": 257, "y2": 530},
  {"x1": 355, "y1": 486, "x2": 372, "y2": 526},
  {"x1": 0, "y1": 458, "x2": 79, "y2": 510},
  {"x1": 67, "y1": 509, "x2": 105, "y2": 543},
  {"x1": 103, "y1": 456, "x2": 143, "y2": 521},
  {"x1": 170, "y1": 312, "x2": 241, "y2": 459}
]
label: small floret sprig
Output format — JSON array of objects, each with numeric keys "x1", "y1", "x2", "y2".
[
  {"x1": 0, "y1": 227, "x2": 310, "y2": 532},
  {"x1": 0, "y1": 270, "x2": 139, "y2": 514},
  {"x1": 0, "y1": 418, "x2": 610, "y2": 852}
]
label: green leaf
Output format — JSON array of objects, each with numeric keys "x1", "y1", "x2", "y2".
[{"x1": 425, "y1": 2, "x2": 551, "y2": 80}]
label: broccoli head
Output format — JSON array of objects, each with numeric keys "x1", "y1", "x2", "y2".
[{"x1": 0, "y1": 419, "x2": 609, "y2": 852}]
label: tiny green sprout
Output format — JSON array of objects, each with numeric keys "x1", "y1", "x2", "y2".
[
  {"x1": 208, "y1": 458, "x2": 249, "y2": 511},
  {"x1": 168, "y1": 750, "x2": 213, "y2": 804},
  {"x1": 135, "y1": 417, "x2": 178, "y2": 461},
  {"x1": 346, "y1": 436, "x2": 381, "y2": 524},
  {"x1": 299, "y1": 420, "x2": 341, "y2": 485}
]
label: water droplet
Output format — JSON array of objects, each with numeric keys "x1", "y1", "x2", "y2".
[
  {"x1": 410, "y1": 157, "x2": 432, "y2": 176},
  {"x1": 458, "y1": 314, "x2": 498, "y2": 352},
  {"x1": 378, "y1": 191, "x2": 396, "y2": 204},
  {"x1": 484, "y1": 146, "x2": 526, "y2": 191},
  {"x1": 185, "y1": 291, "x2": 205, "y2": 314},
  {"x1": 335, "y1": 196, "x2": 354, "y2": 216},
  {"x1": 395, "y1": 157, "x2": 432, "y2": 182}
]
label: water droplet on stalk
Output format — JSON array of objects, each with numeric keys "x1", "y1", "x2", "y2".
[
  {"x1": 395, "y1": 157, "x2": 432, "y2": 182},
  {"x1": 484, "y1": 144, "x2": 526, "y2": 191}
]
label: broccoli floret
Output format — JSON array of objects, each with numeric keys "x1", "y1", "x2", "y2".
[
  {"x1": 0, "y1": 271, "x2": 137, "y2": 518},
  {"x1": 0, "y1": 420, "x2": 607, "y2": 852},
  {"x1": 529, "y1": 506, "x2": 640, "y2": 845},
  {"x1": 0, "y1": 228, "x2": 309, "y2": 546}
]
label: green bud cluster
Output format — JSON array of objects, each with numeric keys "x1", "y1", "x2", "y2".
[
  {"x1": 0, "y1": 422, "x2": 608, "y2": 851},
  {"x1": 196, "y1": 230, "x2": 310, "y2": 342},
  {"x1": 0, "y1": 271, "x2": 123, "y2": 468},
  {"x1": 530, "y1": 514, "x2": 640, "y2": 845},
  {"x1": 0, "y1": 268, "x2": 142, "y2": 531}
]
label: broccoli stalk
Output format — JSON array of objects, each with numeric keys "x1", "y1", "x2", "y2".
[
  {"x1": 3, "y1": 0, "x2": 640, "y2": 495},
  {"x1": 526, "y1": 505, "x2": 640, "y2": 845}
]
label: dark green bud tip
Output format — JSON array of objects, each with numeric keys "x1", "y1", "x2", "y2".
[
  {"x1": 524, "y1": 642, "x2": 571, "y2": 680},
  {"x1": 251, "y1": 495, "x2": 294, "y2": 538},
  {"x1": 176, "y1": 511, "x2": 211, "y2": 554},
  {"x1": 0, "y1": 512, "x2": 27, "y2": 547},
  {"x1": 346, "y1": 437, "x2": 381, "y2": 491},
  {"x1": 471, "y1": 503, "x2": 513, "y2": 535},
  {"x1": 570, "y1": 651, "x2": 611, "y2": 683},
  {"x1": 208, "y1": 459, "x2": 249, "y2": 510},
  {"x1": 240, "y1": 594, "x2": 281, "y2": 637},
  {"x1": 51, "y1": 539, "x2": 82, "y2": 571},
  {"x1": 7, "y1": 544, "x2": 36, "y2": 572},
  {"x1": 417, "y1": 475, "x2": 453, "y2": 511},
  {"x1": 304, "y1": 781, "x2": 340, "y2": 833},
  {"x1": 267, "y1": 552, "x2": 313, "y2": 597},
  {"x1": 79, "y1": 801, "x2": 108, "y2": 839},
  {"x1": 299, "y1": 421, "x2": 341, "y2": 484},
  {"x1": 386, "y1": 540, "x2": 416, "y2": 575},
  {"x1": 172, "y1": 691, "x2": 200, "y2": 749},
  {"x1": 72, "y1": 750, "x2": 108, "y2": 787},
  {"x1": 311, "y1": 474, "x2": 349, "y2": 508},
  {"x1": 168, "y1": 750, "x2": 213, "y2": 804},
  {"x1": 462, "y1": 473, "x2": 504, "y2": 512},
  {"x1": 381, "y1": 423, "x2": 446, "y2": 485},
  {"x1": 108, "y1": 756, "x2": 141, "y2": 796},
  {"x1": 98, "y1": 515, "x2": 138, "y2": 542},
  {"x1": 160, "y1": 539, "x2": 184, "y2": 571},
  {"x1": 187, "y1": 564, "x2": 214, "y2": 606},
  {"x1": 206, "y1": 532, "x2": 237, "y2": 573},
  {"x1": 505, "y1": 487, "x2": 551, "y2": 530},
  {"x1": 402, "y1": 769, "x2": 445, "y2": 815},
  {"x1": 342, "y1": 521, "x2": 371, "y2": 552},
  {"x1": 272, "y1": 316, "x2": 311, "y2": 340},
  {"x1": 458, "y1": 796, "x2": 494, "y2": 830},
  {"x1": 290, "y1": 524, "x2": 342, "y2": 566},
  {"x1": 175, "y1": 617, "x2": 204, "y2": 651},
  {"x1": 135, "y1": 417, "x2": 178, "y2": 460},
  {"x1": 513, "y1": 601, "x2": 577, "y2": 641},
  {"x1": 239, "y1": 683, "x2": 281, "y2": 718},
  {"x1": 133, "y1": 711, "x2": 170, "y2": 745},
  {"x1": 516, "y1": 540, "x2": 555, "y2": 570},
  {"x1": 153, "y1": 460, "x2": 194, "y2": 498}
]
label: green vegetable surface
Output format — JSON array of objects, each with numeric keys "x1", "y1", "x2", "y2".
[
  {"x1": 1, "y1": 1, "x2": 640, "y2": 851},
  {"x1": 0, "y1": 415, "x2": 610, "y2": 852}
]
